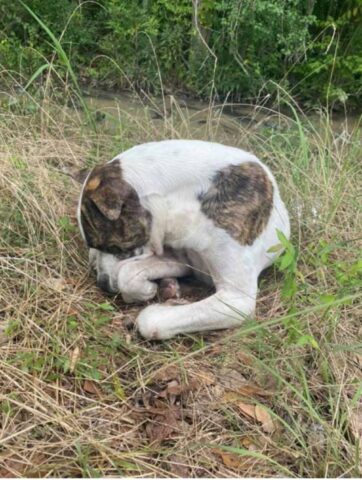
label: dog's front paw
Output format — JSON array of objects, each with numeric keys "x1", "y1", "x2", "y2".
[
  {"x1": 117, "y1": 261, "x2": 158, "y2": 304},
  {"x1": 136, "y1": 305, "x2": 175, "y2": 340},
  {"x1": 121, "y1": 280, "x2": 158, "y2": 304}
]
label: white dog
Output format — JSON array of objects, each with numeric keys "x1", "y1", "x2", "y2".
[{"x1": 77, "y1": 140, "x2": 290, "y2": 339}]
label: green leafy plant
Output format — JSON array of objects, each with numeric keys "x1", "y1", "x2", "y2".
[
  {"x1": 271, "y1": 230, "x2": 299, "y2": 301},
  {"x1": 1, "y1": 0, "x2": 360, "y2": 107}
]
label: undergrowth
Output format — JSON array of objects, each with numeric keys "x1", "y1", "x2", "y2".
[{"x1": 0, "y1": 80, "x2": 361, "y2": 477}]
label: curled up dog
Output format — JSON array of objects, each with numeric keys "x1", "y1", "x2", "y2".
[{"x1": 77, "y1": 140, "x2": 290, "y2": 339}]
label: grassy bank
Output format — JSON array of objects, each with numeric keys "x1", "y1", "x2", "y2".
[
  {"x1": 0, "y1": 88, "x2": 361, "y2": 477},
  {"x1": 1, "y1": 1, "x2": 362, "y2": 108}
]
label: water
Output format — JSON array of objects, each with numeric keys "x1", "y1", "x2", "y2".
[
  {"x1": 1, "y1": 87, "x2": 360, "y2": 144},
  {"x1": 84, "y1": 88, "x2": 361, "y2": 140}
]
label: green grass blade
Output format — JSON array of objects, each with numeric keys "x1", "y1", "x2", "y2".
[
  {"x1": 19, "y1": 0, "x2": 96, "y2": 131},
  {"x1": 24, "y1": 63, "x2": 51, "y2": 91}
]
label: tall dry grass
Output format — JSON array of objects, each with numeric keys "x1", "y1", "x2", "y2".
[{"x1": 0, "y1": 83, "x2": 361, "y2": 476}]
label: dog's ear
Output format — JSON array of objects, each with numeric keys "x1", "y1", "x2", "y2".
[
  {"x1": 90, "y1": 186, "x2": 125, "y2": 221},
  {"x1": 83, "y1": 162, "x2": 131, "y2": 221},
  {"x1": 72, "y1": 168, "x2": 90, "y2": 184}
]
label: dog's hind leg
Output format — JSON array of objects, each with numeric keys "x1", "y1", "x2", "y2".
[
  {"x1": 136, "y1": 235, "x2": 261, "y2": 339},
  {"x1": 136, "y1": 282, "x2": 257, "y2": 339}
]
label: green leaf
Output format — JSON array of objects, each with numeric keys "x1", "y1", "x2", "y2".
[
  {"x1": 90, "y1": 368, "x2": 102, "y2": 380},
  {"x1": 267, "y1": 242, "x2": 283, "y2": 253},
  {"x1": 95, "y1": 315, "x2": 112, "y2": 326},
  {"x1": 296, "y1": 335, "x2": 319, "y2": 350},
  {"x1": 281, "y1": 275, "x2": 297, "y2": 299},
  {"x1": 279, "y1": 252, "x2": 294, "y2": 271},
  {"x1": 319, "y1": 294, "x2": 336, "y2": 304},
  {"x1": 98, "y1": 302, "x2": 115, "y2": 311},
  {"x1": 62, "y1": 357, "x2": 70, "y2": 374},
  {"x1": 276, "y1": 229, "x2": 290, "y2": 248}
]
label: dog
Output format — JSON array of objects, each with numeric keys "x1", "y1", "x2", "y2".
[{"x1": 77, "y1": 140, "x2": 290, "y2": 339}]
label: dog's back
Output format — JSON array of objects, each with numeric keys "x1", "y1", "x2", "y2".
[{"x1": 117, "y1": 140, "x2": 270, "y2": 196}]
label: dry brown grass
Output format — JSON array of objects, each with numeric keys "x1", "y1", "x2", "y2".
[{"x1": 0, "y1": 90, "x2": 361, "y2": 477}]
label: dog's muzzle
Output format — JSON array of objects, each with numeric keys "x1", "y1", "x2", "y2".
[{"x1": 96, "y1": 274, "x2": 116, "y2": 294}]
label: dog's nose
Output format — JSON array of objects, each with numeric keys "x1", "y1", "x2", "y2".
[{"x1": 96, "y1": 274, "x2": 112, "y2": 293}]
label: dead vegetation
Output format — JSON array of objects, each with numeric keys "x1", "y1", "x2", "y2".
[{"x1": 0, "y1": 90, "x2": 361, "y2": 477}]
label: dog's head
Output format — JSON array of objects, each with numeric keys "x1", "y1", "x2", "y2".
[{"x1": 77, "y1": 159, "x2": 151, "y2": 292}]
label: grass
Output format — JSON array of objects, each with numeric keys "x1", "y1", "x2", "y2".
[{"x1": 0, "y1": 79, "x2": 361, "y2": 477}]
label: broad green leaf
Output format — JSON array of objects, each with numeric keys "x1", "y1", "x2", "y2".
[{"x1": 267, "y1": 243, "x2": 283, "y2": 253}]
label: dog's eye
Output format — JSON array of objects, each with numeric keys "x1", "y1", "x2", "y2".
[
  {"x1": 115, "y1": 251, "x2": 132, "y2": 260},
  {"x1": 103, "y1": 245, "x2": 122, "y2": 255}
]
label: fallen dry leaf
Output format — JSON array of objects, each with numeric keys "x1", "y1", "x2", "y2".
[
  {"x1": 193, "y1": 369, "x2": 216, "y2": 386},
  {"x1": 157, "y1": 378, "x2": 199, "y2": 403},
  {"x1": 237, "y1": 401, "x2": 257, "y2": 419},
  {"x1": 255, "y1": 405, "x2": 275, "y2": 433},
  {"x1": 166, "y1": 379, "x2": 183, "y2": 396},
  {"x1": 153, "y1": 365, "x2": 181, "y2": 382},
  {"x1": 208, "y1": 345, "x2": 222, "y2": 356},
  {"x1": 240, "y1": 436, "x2": 259, "y2": 451},
  {"x1": 83, "y1": 379, "x2": 101, "y2": 396},
  {"x1": 236, "y1": 351, "x2": 254, "y2": 365},
  {"x1": 239, "y1": 384, "x2": 272, "y2": 397},
  {"x1": 236, "y1": 402, "x2": 275, "y2": 434},
  {"x1": 213, "y1": 449, "x2": 248, "y2": 470},
  {"x1": 218, "y1": 368, "x2": 246, "y2": 390},
  {"x1": 219, "y1": 451, "x2": 244, "y2": 469},
  {"x1": 222, "y1": 385, "x2": 272, "y2": 401},
  {"x1": 145, "y1": 407, "x2": 181, "y2": 443},
  {"x1": 168, "y1": 454, "x2": 190, "y2": 477}
]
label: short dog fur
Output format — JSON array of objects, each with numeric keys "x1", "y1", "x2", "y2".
[{"x1": 77, "y1": 140, "x2": 290, "y2": 339}]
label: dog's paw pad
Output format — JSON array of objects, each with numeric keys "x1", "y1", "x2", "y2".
[{"x1": 159, "y1": 277, "x2": 181, "y2": 302}]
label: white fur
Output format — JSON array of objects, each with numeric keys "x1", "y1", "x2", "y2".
[{"x1": 79, "y1": 140, "x2": 290, "y2": 339}]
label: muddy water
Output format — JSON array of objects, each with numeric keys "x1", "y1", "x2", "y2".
[
  {"x1": 85, "y1": 89, "x2": 361, "y2": 142},
  {"x1": 85, "y1": 89, "x2": 266, "y2": 143},
  {"x1": 1, "y1": 87, "x2": 360, "y2": 142}
]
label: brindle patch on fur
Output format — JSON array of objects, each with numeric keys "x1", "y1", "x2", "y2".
[
  {"x1": 200, "y1": 162, "x2": 273, "y2": 246},
  {"x1": 80, "y1": 159, "x2": 151, "y2": 254}
]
